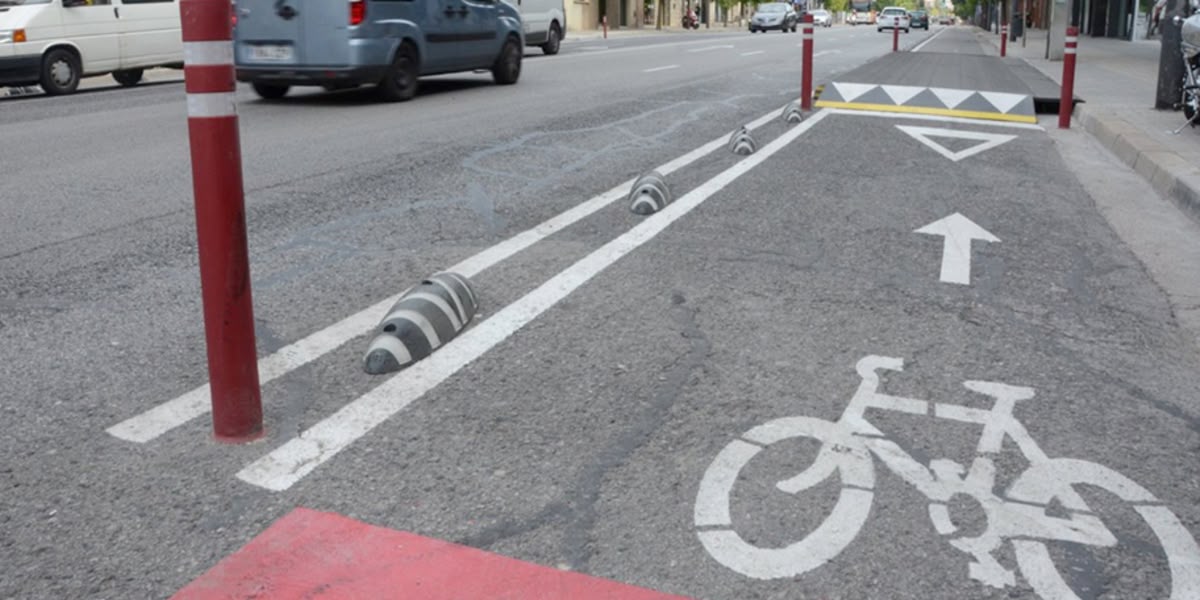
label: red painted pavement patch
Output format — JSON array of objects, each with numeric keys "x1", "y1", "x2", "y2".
[{"x1": 173, "y1": 507, "x2": 693, "y2": 600}]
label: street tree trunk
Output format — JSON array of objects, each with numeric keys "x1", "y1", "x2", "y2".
[{"x1": 1157, "y1": 0, "x2": 1186, "y2": 108}]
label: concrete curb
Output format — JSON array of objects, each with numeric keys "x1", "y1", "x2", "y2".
[{"x1": 1076, "y1": 104, "x2": 1200, "y2": 222}]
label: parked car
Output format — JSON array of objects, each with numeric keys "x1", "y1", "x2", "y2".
[
  {"x1": 514, "y1": 0, "x2": 567, "y2": 55},
  {"x1": 940, "y1": 15, "x2": 956, "y2": 25},
  {"x1": 234, "y1": 0, "x2": 524, "y2": 102},
  {"x1": 0, "y1": 0, "x2": 183, "y2": 95},
  {"x1": 908, "y1": 9, "x2": 929, "y2": 29},
  {"x1": 809, "y1": 9, "x2": 833, "y2": 27},
  {"x1": 877, "y1": 6, "x2": 910, "y2": 32},
  {"x1": 749, "y1": 3, "x2": 798, "y2": 32},
  {"x1": 848, "y1": 9, "x2": 875, "y2": 25}
]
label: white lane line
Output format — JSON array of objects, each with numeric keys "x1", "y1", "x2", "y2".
[
  {"x1": 812, "y1": 49, "x2": 844, "y2": 57},
  {"x1": 741, "y1": 50, "x2": 765, "y2": 56},
  {"x1": 910, "y1": 25, "x2": 949, "y2": 52},
  {"x1": 688, "y1": 44, "x2": 736, "y2": 53},
  {"x1": 105, "y1": 102, "x2": 788, "y2": 444},
  {"x1": 579, "y1": 46, "x2": 609, "y2": 51},
  {"x1": 824, "y1": 108, "x2": 1045, "y2": 130},
  {"x1": 643, "y1": 64, "x2": 680, "y2": 73},
  {"x1": 236, "y1": 110, "x2": 834, "y2": 492}
]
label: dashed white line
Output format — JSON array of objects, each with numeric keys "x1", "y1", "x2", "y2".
[
  {"x1": 643, "y1": 64, "x2": 680, "y2": 73},
  {"x1": 741, "y1": 50, "x2": 765, "y2": 56},
  {"x1": 235, "y1": 110, "x2": 833, "y2": 492},
  {"x1": 688, "y1": 44, "x2": 736, "y2": 53}
]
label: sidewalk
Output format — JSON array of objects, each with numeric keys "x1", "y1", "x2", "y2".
[{"x1": 976, "y1": 27, "x2": 1200, "y2": 221}]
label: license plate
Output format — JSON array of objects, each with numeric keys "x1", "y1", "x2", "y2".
[{"x1": 248, "y1": 44, "x2": 293, "y2": 62}]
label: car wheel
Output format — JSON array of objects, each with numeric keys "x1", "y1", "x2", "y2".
[
  {"x1": 40, "y1": 48, "x2": 81, "y2": 96},
  {"x1": 492, "y1": 36, "x2": 521, "y2": 85},
  {"x1": 905, "y1": 27, "x2": 910, "y2": 32},
  {"x1": 377, "y1": 42, "x2": 419, "y2": 101},
  {"x1": 541, "y1": 22, "x2": 561, "y2": 55},
  {"x1": 112, "y1": 69, "x2": 143, "y2": 87},
  {"x1": 252, "y1": 82, "x2": 290, "y2": 100}
]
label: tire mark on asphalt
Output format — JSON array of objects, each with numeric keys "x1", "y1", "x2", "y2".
[{"x1": 456, "y1": 291, "x2": 712, "y2": 570}]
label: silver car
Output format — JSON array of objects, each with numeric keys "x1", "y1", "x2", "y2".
[
  {"x1": 749, "y1": 3, "x2": 798, "y2": 32},
  {"x1": 809, "y1": 9, "x2": 832, "y2": 27}
]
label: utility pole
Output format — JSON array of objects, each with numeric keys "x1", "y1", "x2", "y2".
[{"x1": 1156, "y1": 0, "x2": 1186, "y2": 108}]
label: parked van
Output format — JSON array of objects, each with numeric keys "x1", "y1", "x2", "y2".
[
  {"x1": 234, "y1": 0, "x2": 524, "y2": 102},
  {"x1": 0, "y1": 0, "x2": 182, "y2": 95},
  {"x1": 512, "y1": 0, "x2": 565, "y2": 55}
]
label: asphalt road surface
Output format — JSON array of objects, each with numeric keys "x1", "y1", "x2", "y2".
[{"x1": 2, "y1": 25, "x2": 1199, "y2": 600}]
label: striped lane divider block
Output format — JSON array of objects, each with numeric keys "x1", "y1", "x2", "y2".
[
  {"x1": 629, "y1": 171, "x2": 673, "y2": 215},
  {"x1": 363, "y1": 272, "x2": 478, "y2": 375}
]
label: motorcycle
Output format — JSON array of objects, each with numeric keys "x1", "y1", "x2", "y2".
[
  {"x1": 1174, "y1": 7, "x2": 1200, "y2": 132},
  {"x1": 682, "y1": 9, "x2": 700, "y2": 29}
]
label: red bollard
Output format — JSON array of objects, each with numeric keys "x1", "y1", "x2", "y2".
[
  {"x1": 1059, "y1": 26, "x2": 1078, "y2": 129},
  {"x1": 603, "y1": 15, "x2": 608, "y2": 38},
  {"x1": 892, "y1": 20, "x2": 899, "y2": 52},
  {"x1": 1001, "y1": 24, "x2": 1008, "y2": 57},
  {"x1": 802, "y1": 13, "x2": 814, "y2": 110},
  {"x1": 180, "y1": 0, "x2": 263, "y2": 441}
]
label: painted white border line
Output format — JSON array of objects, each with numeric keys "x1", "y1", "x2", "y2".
[
  {"x1": 106, "y1": 103, "x2": 788, "y2": 444},
  {"x1": 643, "y1": 64, "x2": 680, "y2": 73},
  {"x1": 237, "y1": 110, "x2": 833, "y2": 492},
  {"x1": 824, "y1": 108, "x2": 1046, "y2": 131},
  {"x1": 909, "y1": 25, "x2": 950, "y2": 53}
]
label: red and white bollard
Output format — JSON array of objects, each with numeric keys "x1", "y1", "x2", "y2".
[
  {"x1": 1059, "y1": 26, "x2": 1078, "y2": 129},
  {"x1": 1001, "y1": 23, "x2": 1008, "y2": 57},
  {"x1": 603, "y1": 15, "x2": 608, "y2": 38},
  {"x1": 180, "y1": 0, "x2": 263, "y2": 441},
  {"x1": 892, "y1": 19, "x2": 899, "y2": 52},
  {"x1": 801, "y1": 13, "x2": 814, "y2": 110}
]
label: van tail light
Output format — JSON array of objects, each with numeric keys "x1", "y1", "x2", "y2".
[{"x1": 350, "y1": 0, "x2": 366, "y2": 25}]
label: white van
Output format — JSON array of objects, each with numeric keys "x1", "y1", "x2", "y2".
[
  {"x1": 511, "y1": 0, "x2": 565, "y2": 55},
  {"x1": 0, "y1": 0, "x2": 183, "y2": 95}
]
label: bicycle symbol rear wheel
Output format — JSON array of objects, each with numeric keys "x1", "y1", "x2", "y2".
[{"x1": 694, "y1": 416, "x2": 875, "y2": 579}]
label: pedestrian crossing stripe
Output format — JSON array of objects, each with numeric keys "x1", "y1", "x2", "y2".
[{"x1": 815, "y1": 82, "x2": 1037, "y2": 124}]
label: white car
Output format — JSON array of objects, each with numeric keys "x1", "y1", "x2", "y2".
[
  {"x1": 0, "y1": 0, "x2": 183, "y2": 95},
  {"x1": 809, "y1": 9, "x2": 832, "y2": 27},
  {"x1": 877, "y1": 6, "x2": 910, "y2": 32}
]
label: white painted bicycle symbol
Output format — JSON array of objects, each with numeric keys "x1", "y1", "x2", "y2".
[{"x1": 694, "y1": 355, "x2": 1200, "y2": 598}]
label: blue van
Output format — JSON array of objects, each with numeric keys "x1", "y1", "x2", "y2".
[{"x1": 233, "y1": 0, "x2": 524, "y2": 101}]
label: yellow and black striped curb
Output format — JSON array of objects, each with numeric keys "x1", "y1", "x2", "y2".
[{"x1": 815, "y1": 82, "x2": 1037, "y2": 124}]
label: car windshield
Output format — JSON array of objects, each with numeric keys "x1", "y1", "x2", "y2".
[
  {"x1": 812, "y1": 10, "x2": 829, "y2": 14},
  {"x1": 883, "y1": 8, "x2": 905, "y2": 14},
  {"x1": 0, "y1": 0, "x2": 51, "y2": 4},
  {"x1": 911, "y1": 11, "x2": 926, "y2": 15},
  {"x1": 758, "y1": 4, "x2": 788, "y2": 12}
]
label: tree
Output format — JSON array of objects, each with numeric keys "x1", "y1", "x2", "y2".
[
  {"x1": 717, "y1": 0, "x2": 738, "y2": 24},
  {"x1": 825, "y1": 0, "x2": 849, "y2": 12}
]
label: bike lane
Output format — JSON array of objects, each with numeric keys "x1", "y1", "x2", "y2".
[{"x1": 173, "y1": 108, "x2": 1200, "y2": 599}]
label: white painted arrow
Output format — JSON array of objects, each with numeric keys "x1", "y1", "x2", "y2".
[{"x1": 914, "y1": 213, "x2": 999, "y2": 285}]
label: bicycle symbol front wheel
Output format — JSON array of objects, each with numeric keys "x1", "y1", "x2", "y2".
[
  {"x1": 1008, "y1": 458, "x2": 1200, "y2": 599},
  {"x1": 694, "y1": 416, "x2": 875, "y2": 579}
]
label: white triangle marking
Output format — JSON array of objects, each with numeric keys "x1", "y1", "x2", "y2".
[
  {"x1": 895, "y1": 125, "x2": 1018, "y2": 162},
  {"x1": 880, "y1": 85, "x2": 925, "y2": 106},
  {"x1": 978, "y1": 91, "x2": 1027, "y2": 114},
  {"x1": 928, "y1": 87, "x2": 975, "y2": 109},
  {"x1": 833, "y1": 82, "x2": 877, "y2": 103}
]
